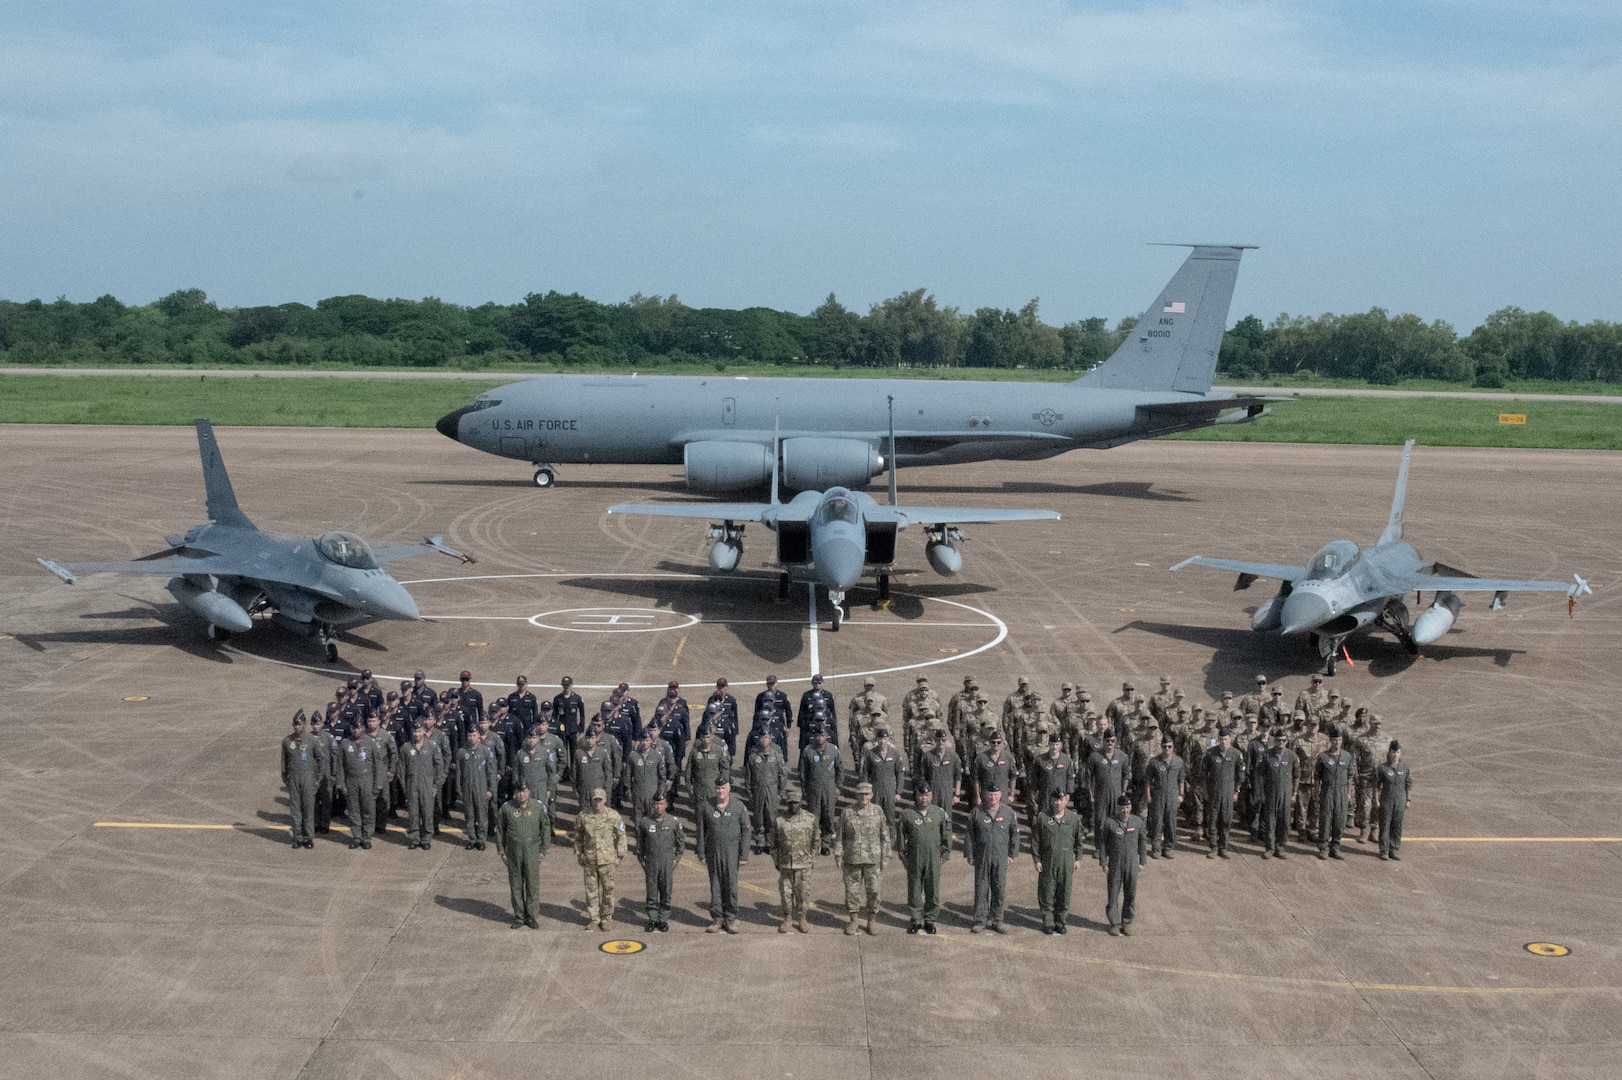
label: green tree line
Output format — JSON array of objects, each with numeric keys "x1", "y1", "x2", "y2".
[{"x1": 1, "y1": 287, "x2": 1617, "y2": 385}]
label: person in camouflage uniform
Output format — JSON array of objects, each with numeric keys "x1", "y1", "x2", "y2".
[
  {"x1": 1294, "y1": 674, "x2": 1331, "y2": 726},
  {"x1": 773, "y1": 786, "x2": 818, "y2": 933},
  {"x1": 1350, "y1": 713, "x2": 1390, "y2": 843},
  {"x1": 838, "y1": 781, "x2": 890, "y2": 935},
  {"x1": 900, "y1": 675, "x2": 942, "y2": 760},
  {"x1": 573, "y1": 788, "x2": 627, "y2": 931}
]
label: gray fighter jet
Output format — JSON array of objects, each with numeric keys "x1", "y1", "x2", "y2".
[
  {"x1": 1171, "y1": 440, "x2": 1590, "y2": 674},
  {"x1": 437, "y1": 245, "x2": 1266, "y2": 491},
  {"x1": 609, "y1": 407, "x2": 1059, "y2": 630},
  {"x1": 37, "y1": 419, "x2": 473, "y2": 661}
]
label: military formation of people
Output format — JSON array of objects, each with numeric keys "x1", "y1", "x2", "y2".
[{"x1": 279, "y1": 668, "x2": 1414, "y2": 936}]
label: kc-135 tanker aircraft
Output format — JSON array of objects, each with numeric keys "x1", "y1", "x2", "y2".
[
  {"x1": 1171, "y1": 440, "x2": 1590, "y2": 674},
  {"x1": 436, "y1": 245, "x2": 1267, "y2": 491},
  {"x1": 37, "y1": 419, "x2": 473, "y2": 661}
]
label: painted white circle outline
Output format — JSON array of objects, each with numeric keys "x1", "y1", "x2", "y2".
[
  {"x1": 527, "y1": 607, "x2": 701, "y2": 634},
  {"x1": 223, "y1": 572, "x2": 1007, "y2": 691}
]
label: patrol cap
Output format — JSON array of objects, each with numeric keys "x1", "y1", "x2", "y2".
[
  {"x1": 590, "y1": 787, "x2": 608, "y2": 801},
  {"x1": 1117, "y1": 795, "x2": 1132, "y2": 807},
  {"x1": 460, "y1": 670, "x2": 472, "y2": 680},
  {"x1": 1368, "y1": 715, "x2": 1382, "y2": 726},
  {"x1": 1388, "y1": 740, "x2": 1401, "y2": 751},
  {"x1": 963, "y1": 675, "x2": 975, "y2": 685},
  {"x1": 1221, "y1": 690, "x2": 1234, "y2": 699},
  {"x1": 1062, "y1": 682, "x2": 1074, "y2": 691},
  {"x1": 854, "y1": 781, "x2": 874, "y2": 795},
  {"x1": 783, "y1": 785, "x2": 802, "y2": 802},
  {"x1": 1270, "y1": 686, "x2": 1283, "y2": 696},
  {"x1": 1327, "y1": 687, "x2": 1341, "y2": 699},
  {"x1": 916, "y1": 674, "x2": 929, "y2": 683},
  {"x1": 976, "y1": 694, "x2": 989, "y2": 704},
  {"x1": 1311, "y1": 674, "x2": 1324, "y2": 683},
  {"x1": 1122, "y1": 681, "x2": 1134, "y2": 690},
  {"x1": 863, "y1": 676, "x2": 875, "y2": 686},
  {"x1": 1018, "y1": 676, "x2": 1030, "y2": 685},
  {"x1": 1159, "y1": 675, "x2": 1171, "y2": 686},
  {"x1": 1255, "y1": 674, "x2": 1268, "y2": 684}
]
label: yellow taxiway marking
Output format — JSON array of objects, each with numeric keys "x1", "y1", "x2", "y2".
[
  {"x1": 1406, "y1": 837, "x2": 1622, "y2": 843},
  {"x1": 672, "y1": 635, "x2": 687, "y2": 668}
]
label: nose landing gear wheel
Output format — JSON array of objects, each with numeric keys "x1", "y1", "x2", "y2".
[
  {"x1": 533, "y1": 467, "x2": 556, "y2": 489},
  {"x1": 830, "y1": 605, "x2": 843, "y2": 632}
]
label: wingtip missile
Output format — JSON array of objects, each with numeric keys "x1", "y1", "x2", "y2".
[
  {"x1": 37, "y1": 558, "x2": 75, "y2": 584},
  {"x1": 425, "y1": 536, "x2": 477, "y2": 565},
  {"x1": 1569, "y1": 573, "x2": 1593, "y2": 598}
]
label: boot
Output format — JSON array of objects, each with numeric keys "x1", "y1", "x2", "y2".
[
  {"x1": 795, "y1": 916, "x2": 809, "y2": 934},
  {"x1": 864, "y1": 914, "x2": 876, "y2": 935},
  {"x1": 1356, "y1": 826, "x2": 1368, "y2": 843},
  {"x1": 845, "y1": 914, "x2": 859, "y2": 935},
  {"x1": 779, "y1": 917, "x2": 793, "y2": 934}
]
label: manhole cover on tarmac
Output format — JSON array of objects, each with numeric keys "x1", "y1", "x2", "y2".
[
  {"x1": 600, "y1": 939, "x2": 645, "y2": 955},
  {"x1": 1524, "y1": 942, "x2": 1570, "y2": 957}
]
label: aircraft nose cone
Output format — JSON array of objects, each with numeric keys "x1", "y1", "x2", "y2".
[
  {"x1": 436, "y1": 405, "x2": 470, "y2": 441},
  {"x1": 1279, "y1": 591, "x2": 1332, "y2": 635},
  {"x1": 368, "y1": 579, "x2": 421, "y2": 621},
  {"x1": 815, "y1": 536, "x2": 866, "y2": 592}
]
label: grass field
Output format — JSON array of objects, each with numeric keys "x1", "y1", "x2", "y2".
[{"x1": 2, "y1": 372, "x2": 1618, "y2": 449}]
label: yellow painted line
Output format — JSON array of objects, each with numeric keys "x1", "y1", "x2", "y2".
[
  {"x1": 672, "y1": 634, "x2": 687, "y2": 668},
  {"x1": 1406, "y1": 837, "x2": 1622, "y2": 843}
]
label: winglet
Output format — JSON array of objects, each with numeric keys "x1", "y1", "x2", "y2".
[
  {"x1": 425, "y1": 536, "x2": 477, "y2": 565},
  {"x1": 37, "y1": 558, "x2": 75, "y2": 584},
  {"x1": 194, "y1": 420, "x2": 255, "y2": 530},
  {"x1": 1378, "y1": 440, "x2": 1415, "y2": 546},
  {"x1": 1168, "y1": 556, "x2": 1200, "y2": 571}
]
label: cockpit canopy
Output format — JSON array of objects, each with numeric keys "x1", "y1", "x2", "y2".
[
  {"x1": 815, "y1": 491, "x2": 860, "y2": 526},
  {"x1": 1306, "y1": 540, "x2": 1360, "y2": 581},
  {"x1": 316, "y1": 531, "x2": 377, "y2": 570}
]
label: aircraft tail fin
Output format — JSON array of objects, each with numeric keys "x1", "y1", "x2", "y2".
[
  {"x1": 194, "y1": 419, "x2": 255, "y2": 529},
  {"x1": 1071, "y1": 245, "x2": 1251, "y2": 393},
  {"x1": 1378, "y1": 439, "x2": 1416, "y2": 546}
]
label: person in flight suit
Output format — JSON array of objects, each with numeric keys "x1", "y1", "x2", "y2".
[
  {"x1": 574, "y1": 730, "x2": 617, "y2": 816},
  {"x1": 686, "y1": 725, "x2": 731, "y2": 857},
  {"x1": 897, "y1": 783, "x2": 951, "y2": 934},
  {"x1": 916, "y1": 727, "x2": 963, "y2": 822},
  {"x1": 798, "y1": 726, "x2": 843, "y2": 855},
  {"x1": 340, "y1": 718, "x2": 383, "y2": 849},
  {"x1": 1144, "y1": 735, "x2": 1185, "y2": 859},
  {"x1": 752, "y1": 674, "x2": 793, "y2": 758},
  {"x1": 636, "y1": 790, "x2": 684, "y2": 933},
  {"x1": 1101, "y1": 795, "x2": 1147, "y2": 936},
  {"x1": 455, "y1": 728, "x2": 497, "y2": 851},
  {"x1": 1374, "y1": 741, "x2": 1413, "y2": 861},
  {"x1": 1204, "y1": 726, "x2": 1245, "y2": 859},
  {"x1": 496, "y1": 784, "x2": 552, "y2": 928},
  {"x1": 1086, "y1": 731, "x2": 1130, "y2": 861},
  {"x1": 281, "y1": 711, "x2": 319, "y2": 848},
  {"x1": 401, "y1": 723, "x2": 446, "y2": 851},
  {"x1": 967, "y1": 783, "x2": 1020, "y2": 933},
  {"x1": 745, "y1": 729, "x2": 789, "y2": 855},
  {"x1": 514, "y1": 724, "x2": 561, "y2": 822},
  {"x1": 772, "y1": 786, "x2": 819, "y2": 934},
  {"x1": 1315, "y1": 727, "x2": 1354, "y2": 860},
  {"x1": 860, "y1": 727, "x2": 906, "y2": 844},
  {"x1": 703, "y1": 778, "x2": 750, "y2": 933},
  {"x1": 1258, "y1": 727, "x2": 1295, "y2": 859},
  {"x1": 1033, "y1": 789, "x2": 1086, "y2": 934},
  {"x1": 622, "y1": 727, "x2": 671, "y2": 824},
  {"x1": 797, "y1": 674, "x2": 838, "y2": 751}
]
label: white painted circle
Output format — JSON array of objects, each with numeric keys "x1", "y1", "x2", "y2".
[{"x1": 527, "y1": 607, "x2": 700, "y2": 634}]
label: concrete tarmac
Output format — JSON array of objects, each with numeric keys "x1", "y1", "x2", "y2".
[{"x1": 1, "y1": 427, "x2": 1618, "y2": 1080}]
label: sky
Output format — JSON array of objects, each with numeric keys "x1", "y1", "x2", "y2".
[{"x1": 2, "y1": 1, "x2": 1619, "y2": 330}]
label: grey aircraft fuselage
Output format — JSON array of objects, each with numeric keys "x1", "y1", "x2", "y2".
[
  {"x1": 38, "y1": 419, "x2": 471, "y2": 661},
  {"x1": 436, "y1": 246, "x2": 1266, "y2": 491}
]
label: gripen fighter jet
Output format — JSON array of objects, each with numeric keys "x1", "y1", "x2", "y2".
[
  {"x1": 1171, "y1": 441, "x2": 1590, "y2": 674},
  {"x1": 37, "y1": 419, "x2": 473, "y2": 661},
  {"x1": 609, "y1": 406, "x2": 1059, "y2": 630},
  {"x1": 437, "y1": 245, "x2": 1266, "y2": 491}
]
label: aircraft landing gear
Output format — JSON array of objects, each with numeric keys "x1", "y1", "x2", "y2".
[
  {"x1": 828, "y1": 590, "x2": 845, "y2": 632},
  {"x1": 872, "y1": 572, "x2": 892, "y2": 611},
  {"x1": 1376, "y1": 601, "x2": 1421, "y2": 656},
  {"x1": 206, "y1": 624, "x2": 229, "y2": 643},
  {"x1": 317, "y1": 622, "x2": 338, "y2": 663},
  {"x1": 532, "y1": 466, "x2": 556, "y2": 489}
]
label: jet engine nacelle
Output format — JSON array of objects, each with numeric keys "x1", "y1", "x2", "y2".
[
  {"x1": 780, "y1": 438, "x2": 882, "y2": 491},
  {"x1": 1251, "y1": 590, "x2": 1286, "y2": 632},
  {"x1": 1411, "y1": 592, "x2": 1462, "y2": 645},
  {"x1": 925, "y1": 540, "x2": 962, "y2": 577},
  {"x1": 684, "y1": 441, "x2": 773, "y2": 494},
  {"x1": 167, "y1": 577, "x2": 253, "y2": 633}
]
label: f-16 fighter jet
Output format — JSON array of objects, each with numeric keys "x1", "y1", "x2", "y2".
[{"x1": 1171, "y1": 441, "x2": 1589, "y2": 674}]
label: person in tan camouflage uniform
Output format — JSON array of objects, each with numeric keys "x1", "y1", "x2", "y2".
[
  {"x1": 573, "y1": 788, "x2": 627, "y2": 931},
  {"x1": 839, "y1": 781, "x2": 890, "y2": 934},
  {"x1": 772, "y1": 786, "x2": 818, "y2": 933}
]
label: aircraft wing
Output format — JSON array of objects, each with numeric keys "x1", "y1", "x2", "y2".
[
  {"x1": 38, "y1": 555, "x2": 242, "y2": 584},
  {"x1": 1408, "y1": 572, "x2": 1586, "y2": 595},
  {"x1": 371, "y1": 536, "x2": 476, "y2": 565},
  {"x1": 608, "y1": 502, "x2": 778, "y2": 523},
  {"x1": 1169, "y1": 556, "x2": 1307, "y2": 581},
  {"x1": 877, "y1": 507, "x2": 1061, "y2": 526}
]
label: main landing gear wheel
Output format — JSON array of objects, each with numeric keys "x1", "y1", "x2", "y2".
[
  {"x1": 206, "y1": 624, "x2": 229, "y2": 642},
  {"x1": 873, "y1": 573, "x2": 892, "y2": 611},
  {"x1": 318, "y1": 623, "x2": 339, "y2": 663},
  {"x1": 533, "y1": 467, "x2": 556, "y2": 489}
]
